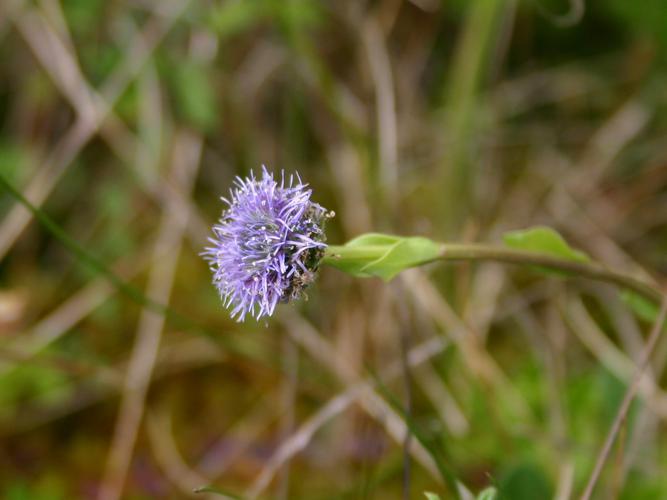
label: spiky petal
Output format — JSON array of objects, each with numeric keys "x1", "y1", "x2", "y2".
[{"x1": 202, "y1": 166, "x2": 329, "y2": 321}]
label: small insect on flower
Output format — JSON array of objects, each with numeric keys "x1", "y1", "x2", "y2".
[{"x1": 202, "y1": 166, "x2": 332, "y2": 321}]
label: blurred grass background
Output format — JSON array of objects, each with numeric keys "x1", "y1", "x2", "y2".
[{"x1": 1, "y1": 0, "x2": 667, "y2": 498}]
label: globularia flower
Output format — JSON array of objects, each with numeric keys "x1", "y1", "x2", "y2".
[{"x1": 203, "y1": 166, "x2": 330, "y2": 321}]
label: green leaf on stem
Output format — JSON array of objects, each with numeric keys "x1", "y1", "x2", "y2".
[
  {"x1": 424, "y1": 493, "x2": 442, "y2": 500},
  {"x1": 324, "y1": 233, "x2": 441, "y2": 281},
  {"x1": 503, "y1": 226, "x2": 589, "y2": 276},
  {"x1": 193, "y1": 485, "x2": 242, "y2": 498},
  {"x1": 503, "y1": 226, "x2": 589, "y2": 262},
  {"x1": 621, "y1": 290, "x2": 659, "y2": 322},
  {"x1": 476, "y1": 486, "x2": 498, "y2": 500}
]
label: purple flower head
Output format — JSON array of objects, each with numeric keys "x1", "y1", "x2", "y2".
[{"x1": 203, "y1": 166, "x2": 331, "y2": 321}]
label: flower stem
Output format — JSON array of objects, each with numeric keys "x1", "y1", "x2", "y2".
[{"x1": 323, "y1": 243, "x2": 663, "y2": 304}]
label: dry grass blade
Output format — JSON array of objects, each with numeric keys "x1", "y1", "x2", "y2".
[
  {"x1": 401, "y1": 269, "x2": 533, "y2": 421},
  {"x1": 0, "y1": 0, "x2": 193, "y2": 261},
  {"x1": 362, "y1": 17, "x2": 398, "y2": 201},
  {"x1": 0, "y1": 247, "x2": 153, "y2": 377},
  {"x1": 278, "y1": 310, "x2": 444, "y2": 483},
  {"x1": 580, "y1": 296, "x2": 667, "y2": 500},
  {"x1": 98, "y1": 129, "x2": 203, "y2": 500},
  {"x1": 245, "y1": 335, "x2": 450, "y2": 498},
  {"x1": 146, "y1": 408, "x2": 218, "y2": 499},
  {"x1": 563, "y1": 296, "x2": 667, "y2": 418}
]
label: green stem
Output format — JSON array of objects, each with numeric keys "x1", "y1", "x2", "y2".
[
  {"x1": 323, "y1": 243, "x2": 663, "y2": 304},
  {"x1": 439, "y1": 0, "x2": 506, "y2": 235}
]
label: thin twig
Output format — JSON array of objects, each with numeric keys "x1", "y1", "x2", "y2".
[{"x1": 580, "y1": 296, "x2": 667, "y2": 500}]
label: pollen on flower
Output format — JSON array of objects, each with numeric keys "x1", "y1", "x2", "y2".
[{"x1": 202, "y1": 166, "x2": 330, "y2": 321}]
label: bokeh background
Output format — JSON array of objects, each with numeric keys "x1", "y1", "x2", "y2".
[{"x1": 1, "y1": 0, "x2": 666, "y2": 498}]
